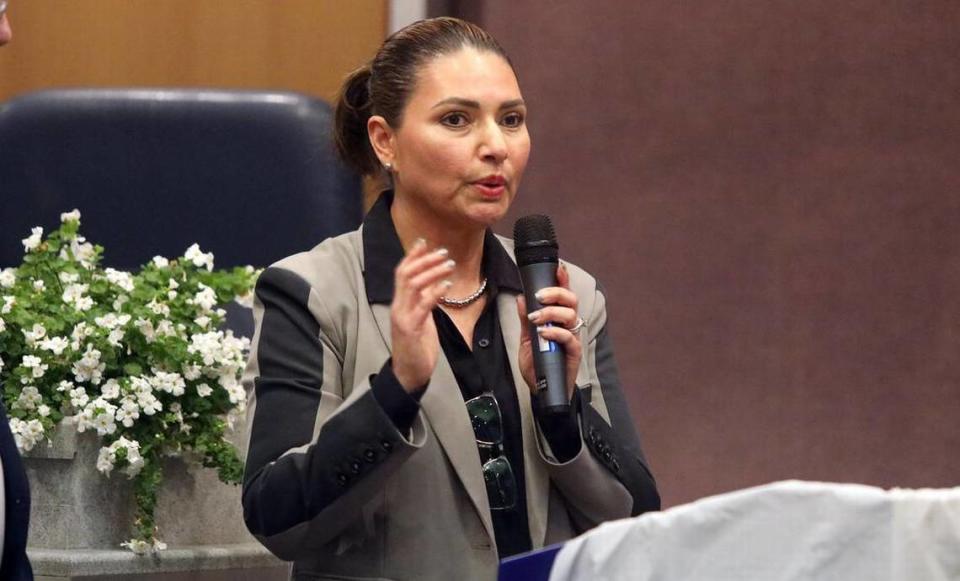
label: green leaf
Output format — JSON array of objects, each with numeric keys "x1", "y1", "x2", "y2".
[{"x1": 123, "y1": 363, "x2": 143, "y2": 376}]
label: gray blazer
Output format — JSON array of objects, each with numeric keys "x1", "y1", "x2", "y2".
[{"x1": 241, "y1": 225, "x2": 659, "y2": 581}]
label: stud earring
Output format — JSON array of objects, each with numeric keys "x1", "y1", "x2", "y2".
[{"x1": 383, "y1": 162, "x2": 393, "y2": 172}]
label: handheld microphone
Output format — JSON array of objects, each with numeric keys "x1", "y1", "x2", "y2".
[{"x1": 514, "y1": 215, "x2": 569, "y2": 415}]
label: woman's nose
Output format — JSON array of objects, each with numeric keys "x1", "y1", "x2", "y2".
[{"x1": 478, "y1": 121, "x2": 508, "y2": 163}]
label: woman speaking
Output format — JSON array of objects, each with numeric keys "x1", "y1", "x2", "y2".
[{"x1": 241, "y1": 17, "x2": 659, "y2": 581}]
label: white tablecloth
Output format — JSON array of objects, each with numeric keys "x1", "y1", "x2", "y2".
[{"x1": 550, "y1": 480, "x2": 960, "y2": 581}]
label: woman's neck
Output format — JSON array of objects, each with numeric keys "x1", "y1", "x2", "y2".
[{"x1": 390, "y1": 193, "x2": 486, "y2": 293}]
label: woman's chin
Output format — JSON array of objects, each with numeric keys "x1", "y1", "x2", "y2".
[{"x1": 465, "y1": 201, "x2": 511, "y2": 228}]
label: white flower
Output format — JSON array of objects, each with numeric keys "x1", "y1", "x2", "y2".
[
  {"x1": 96, "y1": 437, "x2": 144, "y2": 478},
  {"x1": 72, "y1": 345, "x2": 105, "y2": 385},
  {"x1": 92, "y1": 414, "x2": 117, "y2": 435},
  {"x1": 96, "y1": 446, "x2": 116, "y2": 473},
  {"x1": 130, "y1": 376, "x2": 152, "y2": 397},
  {"x1": 107, "y1": 328, "x2": 125, "y2": 347},
  {"x1": 59, "y1": 271, "x2": 79, "y2": 284},
  {"x1": 121, "y1": 539, "x2": 150, "y2": 554},
  {"x1": 10, "y1": 418, "x2": 46, "y2": 452},
  {"x1": 60, "y1": 209, "x2": 81, "y2": 223},
  {"x1": 0, "y1": 317, "x2": 5, "y2": 334},
  {"x1": 94, "y1": 312, "x2": 131, "y2": 330},
  {"x1": 226, "y1": 383, "x2": 246, "y2": 411},
  {"x1": 182, "y1": 364, "x2": 201, "y2": 380},
  {"x1": 38, "y1": 404, "x2": 51, "y2": 417},
  {"x1": 32, "y1": 279, "x2": 46, "y2": 292},
  {"x1": 124, "y1": 444, "x2": 144, "y2": 477},
  {"x1": 152, "y1": 256, "x2": 170, "y2": 269},
  {"x1": 149, "y1": 371, "x2": 185, "y2": 397},
  {"x1": 156, "y1": 320, "x2": 176, "y2": 338},
  {"x1": 0, "y1": 355, "x2": 4, "y2": 372},
  {"x1": 69, "y1": 387, "x2": 90, "y2": 409},
  {"x1": 113, "y1": 295, "x2": 129, "y2": 311},
  {"x1": 74, "y1": 296, "x2": 94, "y2": 312},
  {"x1": 2, "y1": 296, "x2": 15, "y2": 314},
  {"x1": 40, "y1": 336, "x2": 70, "y2": 355},
  {"x1": 116, "y1": 397, "x2": 140, "y2": 427},
  {"x1": 70, "y1": 322, "x2": 94, "y2": 351},
  {"x1": 134, "y1": 318, "x2": 156, "y2": 343},
  {"x1": 22, "y1": 227, "x2": 43, "y2": 252},
  {"x1": 187, "y1": 331, "x2": 224, "y2": 366},
  {"x1": 62, "y1": 283, "x2": 89, "y2": 305},
  {"x1": 196, "y1": 383, "x2": 213, "y2": 397},
  {"x1": 168, "y1": 278, "x2": 179, "y2": 290},
  {"x1": 97, "y1": 437, "x2": 143, "y2": 474},
  {"x1": 21, "y1": 355, "x2": 49, "y2": 379},
  {"x1": 194, "y1": 315, "x2": 211, "y2": 329},
  {"x1": 57, "y1": 380, "x2": 74, "y2": 392},
  {"x1": 59, "y1": 236, "x2": 96, "y2": 269},
  {"x1": 77, "y1": 398, "x2": 118, "y2": 436},
  {"x1": 147, "y1": 299, "x2": 170, "y2": 317},
  {"x1": 103, "y1": 268, "x2": 135, "y2": 292},
  {"x1": 189, "y1": 284, "x2": 218, "y2": 313},
  {"x1": 15, "y1": 385, "x2": 42, "y2": 410},
  {"x1": 22, "y1": 323, "x2": 46, "y2": 346},
  {"x1": 71, "y1": 322, "x2": 93, "y2": 340},
  {"x1": 100, "y1": 379, "x2": 121, "y2": 400},
  {"x1": 0, "y1": 268, "x2": 16, "y2": 288},
  {"x1": 183, "y1": 243, "x2": 214, "y2": 271},
  {"x1": 167, "y1": 290, "x2": 178, "y2": 300},
  {"x1": 139, "y1": 393, "x2": 162, "y2": 416}
]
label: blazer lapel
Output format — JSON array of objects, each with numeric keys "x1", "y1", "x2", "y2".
[
  {"x1": 370, "y1": 302, "x2": 496, "y2": 544},
  {"x1": 498, "y1": 291, "x2": 550, "y2": 548}
]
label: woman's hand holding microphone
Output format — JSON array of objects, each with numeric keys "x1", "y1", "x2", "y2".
[{"x1": 516, "y1": 263, "x2": 583, "y2": 400}]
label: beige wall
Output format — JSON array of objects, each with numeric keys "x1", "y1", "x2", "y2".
[{"x1": 0, "y1": 1, "x2": 387, "y2": 102}]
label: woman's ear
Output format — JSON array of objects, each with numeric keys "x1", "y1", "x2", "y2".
[{"x1": 367, "y1": 115, "x2": 396, "y2": 169}]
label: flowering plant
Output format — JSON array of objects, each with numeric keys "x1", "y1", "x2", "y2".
[{"x1": 0, "y1": 210, "x2": 259, "y2": 552}]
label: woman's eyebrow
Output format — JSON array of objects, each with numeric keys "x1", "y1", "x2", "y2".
[{"x1": 431, "y1": 97, "x2": 526, "y2": 109}]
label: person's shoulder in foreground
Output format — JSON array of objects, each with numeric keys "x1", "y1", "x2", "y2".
[{"x1": 0, "y1": 399, "x2": 34, "y2": 581}]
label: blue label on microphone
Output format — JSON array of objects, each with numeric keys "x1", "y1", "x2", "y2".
[{"x1": 536, "y1": 323, "x2": 559, "y2": 353}]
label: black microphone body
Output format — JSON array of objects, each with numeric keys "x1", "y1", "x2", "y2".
[{"x1": 514, "y1": 216, "x2": 569, "y2": 415}]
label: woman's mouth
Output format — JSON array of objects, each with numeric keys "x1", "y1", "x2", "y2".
[{"x1": 473, "y1": 176, "x2": 507, "y2": 199}]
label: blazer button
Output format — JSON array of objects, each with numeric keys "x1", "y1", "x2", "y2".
[
  {"x1": 336, "y1": 473, "x2": 349, "y2": 486},
  {"x1": 364, "y1": 448, "x2": 377, "y2": 463},
  {"x1": 380, "y1": 439, "x2": 393, "y2": 452},
  {"x1": 350, "y1": 461, "x2": 362, "y2": 474}
]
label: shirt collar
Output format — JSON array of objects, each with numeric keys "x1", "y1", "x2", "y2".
[{"x1": 362, "y1": 191, "x2": 522, "y2": 305}]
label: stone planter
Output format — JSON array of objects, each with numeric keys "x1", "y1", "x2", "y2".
[{"x1": 24, "y1": 422, "x2": 289, "y2": 580}]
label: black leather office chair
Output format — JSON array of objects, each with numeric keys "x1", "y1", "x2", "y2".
[{"x1": 0, "y1": 89, "x2": 362, "y2": 270}]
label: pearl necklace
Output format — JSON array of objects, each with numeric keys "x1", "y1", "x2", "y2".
[{"x1": 439, "y1": 277, "x2": 488, "y2": 308}]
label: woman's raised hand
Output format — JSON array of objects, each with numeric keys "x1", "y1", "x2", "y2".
[
  {"x1": 516, "y1": 263, "x2": 582, "y2": 399},
  {"x1": 390, "y1": 239, "x2": 455, "y2": 393}
]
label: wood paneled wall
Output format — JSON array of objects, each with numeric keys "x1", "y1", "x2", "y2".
[{"x1": 0, "y1": 1, "x2": 387, "y2": 102}]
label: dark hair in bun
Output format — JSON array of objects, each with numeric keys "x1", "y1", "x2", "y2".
[{"x1": 333, "y1": 17, "x2": 513, "y2": 176}]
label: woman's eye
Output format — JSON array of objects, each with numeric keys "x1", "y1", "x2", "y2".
[
  {"x1": 441, "y1": 113, "x2": 468, "y2": 127},
  {"x1": 502, "y1": 112, "x2": 525, "y2": 128}
]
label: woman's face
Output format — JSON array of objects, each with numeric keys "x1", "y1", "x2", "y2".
[{"x1": 383, "y1": 47, "x2": 530, "y2": 228}]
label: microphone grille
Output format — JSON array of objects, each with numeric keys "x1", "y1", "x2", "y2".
[
  {"x1": 513, "y1": 214, "x2": 557, "y2": 248},
  {"x1": 513, "y1": 215, "x2": 558, "y2": 266}
]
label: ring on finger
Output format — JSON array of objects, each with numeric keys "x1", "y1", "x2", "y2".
[{"x1": 567, "y1": 317, "x2": 586, "y2": 334}]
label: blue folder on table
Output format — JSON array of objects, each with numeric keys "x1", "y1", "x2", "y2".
[{"x1": 498, "y1": 543, "x2": 564, "y2": 581}]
